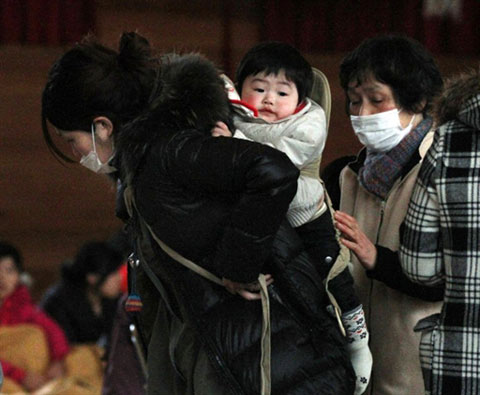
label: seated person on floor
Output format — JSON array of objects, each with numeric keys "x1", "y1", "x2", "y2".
[
  {"x1": 0, "y1": 241, "x2": 69, "y2": 393},
  {"x1": 41, "y1": 240, "x2": 124, "y2": 347}
]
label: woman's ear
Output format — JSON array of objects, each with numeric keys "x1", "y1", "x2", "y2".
[{"x1": 93, "y1": 116, "x2": 114, "y2": 143}]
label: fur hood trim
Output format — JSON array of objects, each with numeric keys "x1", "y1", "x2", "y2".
[
  {"x1": 116, "y1": 53, "x2": 232, "y2": 177},
  {"x1": 434, "y1": 67, "x2": 480, "y2": 126}
]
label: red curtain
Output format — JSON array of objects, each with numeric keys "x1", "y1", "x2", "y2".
[
  {"x1": 263, "y1": 0, "x2": 480, "y2": 56},
  {"x1": 0, "y1": 0, "x2": 95, "y2": 45}
]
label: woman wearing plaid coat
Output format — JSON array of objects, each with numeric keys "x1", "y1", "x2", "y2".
[{"x1": 400, "y1": 68, "x2": 480, "y2": 394}]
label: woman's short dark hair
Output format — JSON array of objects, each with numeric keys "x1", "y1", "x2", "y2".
[
  {"x1": 0, "y1": 241, "x2": 23, "y2": 272},
  {"x1": 235, "y1": 41, "x2": 313, "y2": 104},
  {"x1": 339, "y1": 34, "x2": 443, "y2": 114},
  {"x1": 41, "y1": 32, "x2": 158, "y2": 162}
]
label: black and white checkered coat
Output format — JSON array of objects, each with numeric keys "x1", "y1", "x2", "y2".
[{"x1": 400, "y1": 69, "x2": 480, "y2": 395}]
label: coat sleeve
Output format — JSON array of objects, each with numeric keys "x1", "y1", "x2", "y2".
[
  {"x1": 399, "y1": 131, "x2": 444, "y2": 286},
  {"x1": 368, "y1": 246, "x2": 444, "y2": 301},
  {"x1": 166, "y1": 133, "x2": 299, "y2": 283}
]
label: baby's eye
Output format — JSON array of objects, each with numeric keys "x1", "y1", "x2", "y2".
[
  {"x1": 254, "y1": 88, "x2": 264, "y2": 93},
  {"x1": 278, "y1": 91, "x2": 288, "y2": 97}
]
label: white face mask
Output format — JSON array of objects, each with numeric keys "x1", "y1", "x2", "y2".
[
  {"x1": 350, "y1": 109, "x2": 415, "y2": 153},
  {"x1": 80, "y1": 124, "x2": 116, "y2": 174}
]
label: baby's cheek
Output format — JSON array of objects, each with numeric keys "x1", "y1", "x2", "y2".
[{"x1": 241, "y1": 93, "x2": 258, "y2": 108}]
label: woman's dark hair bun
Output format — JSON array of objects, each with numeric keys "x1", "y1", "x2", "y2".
[{"x1": 117, "y1": 32, "x2": 152, "y2": 71}]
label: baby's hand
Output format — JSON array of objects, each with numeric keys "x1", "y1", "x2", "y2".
[{"x1": 212, "y1": 121, "x2": 232, "y2": 137}]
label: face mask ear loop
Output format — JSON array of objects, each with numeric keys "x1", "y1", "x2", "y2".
[
  {"x1": 408, "y1": 113, "x2": 416, "y2": 128},
  {"x1": 399, "y1": 109, "x2": 416, "y2": 129},
  {"x1": 91, "y1": 123, "x2": 98, "y2": 155}
]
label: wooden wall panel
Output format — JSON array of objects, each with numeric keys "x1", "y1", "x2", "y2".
[
  {"x1": 1, "y1": 5, "x2": 479, "y2": 301},
  {"x1": 0, "y1": 46, "x2": 122, "y2": 300}
]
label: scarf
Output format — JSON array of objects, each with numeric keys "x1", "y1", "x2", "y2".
[{"x1": 358, "y1": 116, "x2": 433, "y2": 199}]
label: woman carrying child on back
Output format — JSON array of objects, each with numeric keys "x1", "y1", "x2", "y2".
[
  {"x1": 41, "y1": 32, "x2": 356, "y2": 394},
  {"x1": 215, "y1": 41, "x2": 372, "y2": 394}
]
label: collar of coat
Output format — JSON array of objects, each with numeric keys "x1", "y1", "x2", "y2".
[
  {"x1": 116, "y1": 53, "x2": 233, "y2": 180},
  {"x1": 434, "y1": 67, "x2": 480, "y2": 129}
]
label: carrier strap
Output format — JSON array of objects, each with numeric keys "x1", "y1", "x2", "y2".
[
  {"x1": 322, "y1": 181, "x2": 349, "y2": 337},
  {"x1": 124, "y1": 186, "x2": 271, "y2": 395},
  {"x1": 300, "y1": 158, "x2": 321, "y2": 179}
]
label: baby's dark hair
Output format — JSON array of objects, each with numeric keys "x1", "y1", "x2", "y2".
[
  {"x1": 235, "y1": 42, "x2": 313, "y2": 104},
  {"x1": 0, "y1": 241, "x2": 23, "y2": 273},
  {"x1": 339, "y1": 34, "x2": 443, "y2": 115}
]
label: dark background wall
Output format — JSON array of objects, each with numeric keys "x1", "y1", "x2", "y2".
[{"x1": 1, "y1": 0, "x2": 479, "y2": 300}]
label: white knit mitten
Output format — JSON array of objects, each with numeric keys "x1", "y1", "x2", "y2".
[{"x1": 342, "y1": 305, "x2": 372, "y2": 395}]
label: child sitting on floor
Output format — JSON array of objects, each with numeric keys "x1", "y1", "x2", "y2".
[
  {"x1": 214, "y1": 42, "x2": 372, "y2": 394},
  {"x1": 0, "y1": 241, "x2": 69, "y2": 393}
]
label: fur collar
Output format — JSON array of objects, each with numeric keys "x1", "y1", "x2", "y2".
[
  {"x1": 116, "y1": 53, "x2": 232, "y2": 180},
  {"x1": 434, "y1": 67, "x2": 480, "y2": 127}
]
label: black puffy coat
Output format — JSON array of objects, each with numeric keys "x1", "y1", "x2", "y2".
[{"x1": 117, "y1": 53, "x2": 355, "y2": 394}]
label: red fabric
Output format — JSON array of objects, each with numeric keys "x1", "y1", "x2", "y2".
[
  {"x1": 264, "y1": 0, "x2": 298, "y2": 46},
  {"x1": 438, "y1": 0, "x2": 480, "y2": 55},
  {"x1": 294, "y1": 101, "x2": 307, "y2": 114},
  {"x1": 0, "y1": 0, "x2": 95, "y2": 45},
  {"x1": 1, "y1": 359, "x2": 26, "y2": 384},
  {"x1": 0, "y1": 285, "x2": 70, "y2": 361},
  {"x1": 263, "y1": 0, "x2": 480, "y2": 56},
  {"x1": 119, "y1": 263, "x2": 128, "y2": 294}
]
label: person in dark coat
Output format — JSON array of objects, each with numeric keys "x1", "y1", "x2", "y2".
[
  {"x1": 41, "y1": 241, "x2": 123, "y2": 345},
  {"x1": 40, "y1": 32, "x2": 355, "y2": 394}
]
